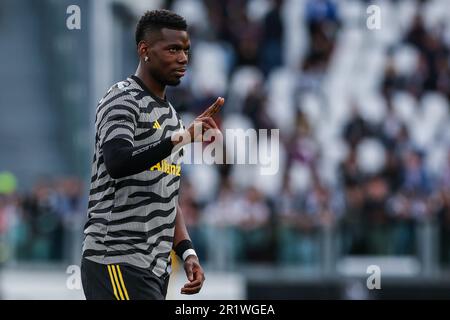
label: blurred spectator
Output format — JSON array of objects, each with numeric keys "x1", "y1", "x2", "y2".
[
  {"x1": 242, "y1": 83, "x2": 275, "y2": 131},
  {"x1": 303, "y1": 0, "x2": 340, "y2": 74},
  {"x1": 387, "y1": 192, "x2": 417, "y2": 254},
  {"x1": 259, "y1": 0, "x2": 284, "y2": 75},
  {"x1": 305, "y1": 0, "x2": 339, "y2": 27},
  {"x1": 362, "y1": 175, "x2": 390, "y2": 254},
  {"x1": 227, "y1": 1, "x2": 262, "y2": 69},
  {"x1": 343, "y1": 106, "x2": 373, "y2": 148},
  {"x1": 235, "y1": 186, "x2": 273, "y2": 262},
  {"x1": 202, "y1": 176, "x2": 244, "y2": 268},
  {"x1": 0, "y1": 194, "x2": 22, "y2": 264},
  {"x1": 380, "y1": 149, "x2": 403, "y2": 194},
  {"x1": 286, "y1": 109, "x2": 320, "y2": 170},
  {"x1": 340, "y1": 176, "x2": 367, "y2": 254},
  {"x1": 341, "y1": 147, "x2": 363, "y2": 188},
  {"x1": 436, "y1": 151, "x2": 450, "y2": 265},
  {"x1": 275, "y1": 174, "x2": 317, "y2": 264},
  {"x1": 381, "y1": 57, "x2": 403, "y2": 100},
  {"x1": 400, "y1": 149, "x2": 431, "y2": 195},
  {"x1": 21, "y1": 180, "x2": 63, "y2": 261},
  {"x1": 404, "y1": 14, "x2": 428, "y2": 51}
]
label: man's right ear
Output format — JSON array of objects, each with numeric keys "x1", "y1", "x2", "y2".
[{"x1": 137, "y1": 40, "x2": 149, "y2": 60}]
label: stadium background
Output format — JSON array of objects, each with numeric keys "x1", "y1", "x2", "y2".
[{"x1": 1, "y1": 0, "x2": 450, "y2": 299}]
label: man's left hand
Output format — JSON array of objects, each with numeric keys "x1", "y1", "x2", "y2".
[{"x1": 181, "y1": 255, "x2": 205, "y2": 295}]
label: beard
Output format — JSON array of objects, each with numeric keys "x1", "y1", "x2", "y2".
[
  {"x1": 166, "y1": 77, "x2": 181, "y2": 86},
  {"x1": 152, "y1": 70, "x2": 181, "y2": 87},
  {"x1": 148, "y1": 65, "x2": 184, "y2": 88}
]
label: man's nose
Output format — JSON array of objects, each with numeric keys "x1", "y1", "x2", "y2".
[{"x1": 178, "y1": 51, "x2": 188, "y2": 64}]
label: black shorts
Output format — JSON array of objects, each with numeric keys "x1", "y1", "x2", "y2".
[{"x1": 81, "y1": 257, "x2": 170, "y2": 300}]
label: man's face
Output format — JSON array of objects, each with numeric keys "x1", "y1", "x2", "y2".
[{"x1": 146, "y1": 28, "x2": 190, "y2": 86}]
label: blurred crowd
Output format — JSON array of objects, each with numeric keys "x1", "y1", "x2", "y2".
[
  {"x1": 1, "y1": 0, "x2": 450, "y2": 270},
  {"x1": 170, "y1": 0, "x2": 450, "y2": 268},
  {"x1": 0, "y1": 176, "x2": 84, "y2": 264}
]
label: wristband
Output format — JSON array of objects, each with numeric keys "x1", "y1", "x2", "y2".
[
  {"x1": 182, "y1": 249, "x2": 197, "y2": 261},
  {"x1": 174, "y1": 239, "x2": 197, "y2": 261}
]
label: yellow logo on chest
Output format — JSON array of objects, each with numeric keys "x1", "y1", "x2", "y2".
[{"x1": 150, "y1": 159, "x2": 181, "y2": 176}]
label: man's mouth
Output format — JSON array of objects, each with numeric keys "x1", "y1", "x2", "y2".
[{"x1": 173, "y1": 68, "x2": 186, "y2": 77}]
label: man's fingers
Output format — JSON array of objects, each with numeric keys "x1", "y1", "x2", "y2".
[
  {"x1": 200, "y1": 117, "x2": 218, "y2": 130},
  {"x1": 183, "y1": 278, "x2": 202, "y2": 288},
  {"x1": 181, "y1": 267, "x2": 205, "y2": 294},
  {"x1": 200, "y1": 97, "x2": 225, "y2": 118},
  {"x1": 193, "y1": 120, "x2": 211, "y2": 130},
  {"x1": 207, "y1": 97, "x2": 224, "y2": 116},
  {"x1": 181, "y1": 286, "x2": 201, "y2": 295},
  {"x1": 181, "y1": 279, "x2": 203, "y2": 294},
  {"x1": 196, "y1": 122, "x2": 213, "y2": 132},
  {"x1": 180, "y1": 279, "x2": 202, "y2": 295},
  {"x1": 185, "y1": 266, "x2": 194, "y2": 282},
  {"x1": 200, "y1": 97, "x2": 221, "y2": 117},
  {"x1": 181, "y1": 287, "x2": 201, "y2": 294},
  {"x1": 190, "y1": 116, "x2": 221, "y2": 142}
]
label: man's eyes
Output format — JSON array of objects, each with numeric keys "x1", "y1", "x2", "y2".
[{"x1": 168, "y1": 48, "x2": 189, "y2": 54}]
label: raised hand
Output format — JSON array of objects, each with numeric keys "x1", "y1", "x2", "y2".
[{"x1": 172, "y1": 97, "x2": 225, "y2": 146}]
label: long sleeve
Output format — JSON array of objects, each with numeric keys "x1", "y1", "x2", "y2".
[{"x1": 102, "y1": 138, "x2": 175, "y2": 179}]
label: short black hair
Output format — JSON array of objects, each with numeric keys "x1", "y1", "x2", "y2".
[{"x1": 135, "y1": 9, "x2": 187, "y2": 46}]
